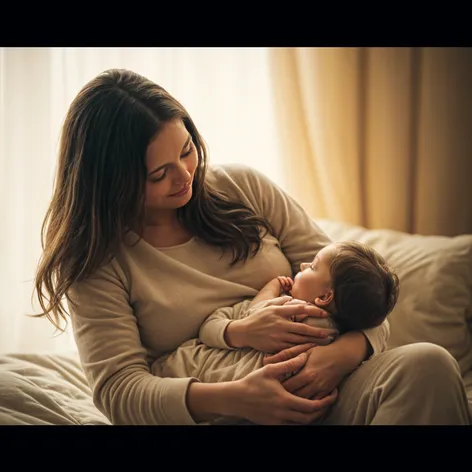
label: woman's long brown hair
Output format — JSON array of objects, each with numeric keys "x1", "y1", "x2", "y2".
[{"x1": 33, "y1": 69, "x2": 272, "y2": 332}]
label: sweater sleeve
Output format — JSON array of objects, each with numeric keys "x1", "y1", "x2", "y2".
[
  {"x1": 213, "y1": 164, "x2": 389, "y2": 356},
  {"x1": 362, "y1": 318, "x2": 390, "y2": 358},
  {"x1": 213, "y1": 164, "x2": 332, "y2": 275},
  {"x1": 68, "y1": 259, "x2": 199, "y2": 425}
]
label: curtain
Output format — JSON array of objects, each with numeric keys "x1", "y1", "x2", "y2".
[
  {"x1": 268, "y1": 47, "x2": 472, "y2": 236},
  {"x1": 0, "y1": 47, "x2": 282, "y2": 354}
]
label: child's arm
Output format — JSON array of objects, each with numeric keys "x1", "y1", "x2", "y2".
[{"x1": 249, "y1": 276, "x2": 294, "y2": 307}]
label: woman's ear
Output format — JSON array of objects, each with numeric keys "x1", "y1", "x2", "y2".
[{"x1": 314, "y1": 290, "x2": 334, "y2": 307}]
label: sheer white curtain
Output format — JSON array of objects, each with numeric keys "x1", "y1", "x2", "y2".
[{"x1": 0, "y1": 47, "x2": 283, "y2": 354}]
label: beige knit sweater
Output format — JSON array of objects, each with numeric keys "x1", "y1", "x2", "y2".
[{"x1": 68, "y1": 164, "x2": 389, "y2": 425}]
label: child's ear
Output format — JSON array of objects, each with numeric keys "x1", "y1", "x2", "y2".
[{"x1": 314, "y1": 290, "x2": 334, "y2": 307}]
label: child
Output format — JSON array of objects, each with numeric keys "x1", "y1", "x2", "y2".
[{"x1": 151, "y1": 240, "x2": 400, "y2": 384}]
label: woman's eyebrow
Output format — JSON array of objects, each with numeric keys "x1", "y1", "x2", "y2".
[{"x1": 148, "y1": 134, "x2": 192, "y2": 177}]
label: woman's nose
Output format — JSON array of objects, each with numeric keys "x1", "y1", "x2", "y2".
[{"x1": 174, "y1": 162, "x2": 191, "y2": 184}]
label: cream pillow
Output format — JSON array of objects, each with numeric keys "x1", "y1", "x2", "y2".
[{"x1": 315, "y1": 219, "x2": 472, "y2": 374}]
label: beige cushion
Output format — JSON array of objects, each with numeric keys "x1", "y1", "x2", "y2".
[{"x1": 315, "y1": 219, "x2": 472, "y2": 374}]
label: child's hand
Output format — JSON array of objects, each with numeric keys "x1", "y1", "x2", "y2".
[{"x1": 277, "y1": 276, "x2": 294, "y2": 294}]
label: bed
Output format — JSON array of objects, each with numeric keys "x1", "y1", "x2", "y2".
[
  {"x1": 1, "y1": 218, "x2": 471, "y2": 425},
  {"x1": 0, "y1": 352, "x2": 110, "y2": 425}
]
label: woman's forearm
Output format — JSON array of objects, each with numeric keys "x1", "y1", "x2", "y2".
[
  {"x1": 186, "y1": 380, "x2": 240, "y2": 423},
  {"x1": 322, "y1": 331, "x2": 373, "y2": 375}
]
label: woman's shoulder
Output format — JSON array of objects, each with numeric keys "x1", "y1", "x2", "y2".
[
  {"x1": 207, "y1": 163, "x2": 275, "y2": 193},
  {"x1": 69, "y1": 246, "x2": 133, "y2": 298}
]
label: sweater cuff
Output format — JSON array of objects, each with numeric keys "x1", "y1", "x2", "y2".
[
  {"x1": 361, "y1": 319, "x2": 390, "y2": 359},
  {"x1": 157, "y1": 377, "x2": 200, "y2": 425}
]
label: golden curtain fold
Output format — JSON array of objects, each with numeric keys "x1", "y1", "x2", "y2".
[{"x1": 268, "y1": 47, "x2": 472, "y2": 236}]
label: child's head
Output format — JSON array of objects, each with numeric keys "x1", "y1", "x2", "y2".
[{"x1": 291, "y1": 241, "x2": 399, "y2": 333}]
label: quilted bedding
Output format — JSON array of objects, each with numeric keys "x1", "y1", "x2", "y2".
[{"x1": 0, "y1": 352, "x2": 110, "y2": 425}]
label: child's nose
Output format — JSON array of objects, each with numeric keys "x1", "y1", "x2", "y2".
[{"x1": 300, "y1": 262, "x2": 309, "y2": 271}]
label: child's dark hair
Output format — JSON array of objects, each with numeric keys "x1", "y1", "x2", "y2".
[{"x1": 329, "y1": 241, "x2": 399, "y2": 333}]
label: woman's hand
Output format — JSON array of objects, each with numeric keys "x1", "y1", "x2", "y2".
[
  {"x1": 263, "y1": 343, "x2": 348, "y2": 401},
  {"x1": 263, "y1": 342, "x2": 317, "y2": 366},
  {"x1": 225, "y1": 296, "x2": 338, "y2": 353},
  {"x1": 229, "y1": 353, "x2": 338, "y2": 425}
]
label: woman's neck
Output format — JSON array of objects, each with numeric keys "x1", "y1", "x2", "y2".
[
  {"x1": 142, "y1": 211, "x2": 193, "y2": 247},
  {"x1": 144, "y1": 209, "x2": 179, "y2": 228}
]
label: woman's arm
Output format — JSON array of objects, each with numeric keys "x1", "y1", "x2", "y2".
[
  {"x1": 68, "y1": 260, "x2": 199, "y2": 425},
  {"x1": 213, "y1": 165, "x2": 388, "y2": 360},
  {"x1": 211, "y1": 164, "x2": 332, "y2": 276},
  {"x1": 279, "y1": 332, "x2": 374, "y2": 400},
  {"x1": 69, "y1": 261, "x2": 337, "y2": 425},
  {"x1": 279, "y1": 318, "x2": 390, "y2": 398},
  {"x1": 186, "y1": 353, "x2": 338, "y2": 424},
  {"x1": 264, "y1": 320, "x2": 391, "y2": 400}
]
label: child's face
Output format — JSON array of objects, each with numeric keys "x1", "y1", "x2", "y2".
[{"x1": 291, "y1": 243, "x2": 338, "y2": 304}]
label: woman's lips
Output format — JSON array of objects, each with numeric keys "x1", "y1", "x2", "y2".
[{"x1": 169, "y1": 182, "x2": 191, "y2": 197}]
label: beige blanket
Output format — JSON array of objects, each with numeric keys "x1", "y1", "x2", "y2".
[
  {"x1": 1, "y1": 350, "x2": 471, "y2": 424},
  {"x1": 0, "y1": 353, "x2": 110, "y2": 425}
]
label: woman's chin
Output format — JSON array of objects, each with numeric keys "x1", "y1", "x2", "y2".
[{"x1": 177, "y1": 189, "x2": 193, "y2": 207}]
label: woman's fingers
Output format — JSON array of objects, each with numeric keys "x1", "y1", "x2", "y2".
[
  {"x1": 316, "y1": 388, "x2": 338, "y2": 405},
  {"x1": 262, "y1": 295, "x2": 293, "y2": 307},
  {"x1": 263, "y1": 352, "x2": 308, "y2": 381},
  {"x1": 287, "y1": 321, "x2": 338, "y2": 339},
  {"x1": 282, "y1": 367, "x2": 311, "y2": 394},
  {"x1": 276, "y1": 303, "x2": 329, "y2": 319},
  {"x1": 263, "y1": 343, "x2": 316, "y2": 366},
  {"x1": 291, "y1": 321, "x2": 339, "y2": 338},
  {"x1": 282, "y1": 410, "x2": 327, "y2": 425},
  {"x1": 244, "y1": 353, "x2": 339, "y2": 425},
  {"x1": 285, "y1": 333, "x2": 334, "y2": 346},
  {"x1": 285, "y1": 389, "x2": 339, "y2": 424},
  {"x1": 280, "y1": 387, "x2": 339, "y2": 417}
]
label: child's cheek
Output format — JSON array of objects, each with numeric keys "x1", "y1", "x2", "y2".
[{"x1": 290, "y1": 279, "x2": 300, "y2": 299}]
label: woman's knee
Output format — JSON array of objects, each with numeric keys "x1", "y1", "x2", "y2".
[
  {"x1": 323, "y1": 342, "x2": 469, "y2": 424},
  {"x1": 389, "y1": 342, "x2": 461, "y2": 384}
]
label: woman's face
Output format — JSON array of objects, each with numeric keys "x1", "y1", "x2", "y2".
[{"x1": 145, "y1": 119, "x2": 198, "y2": 217}]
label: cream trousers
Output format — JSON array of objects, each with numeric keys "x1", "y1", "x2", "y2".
[{"x1": 321, "y1": 342, "x2": 471, "y2": 425}]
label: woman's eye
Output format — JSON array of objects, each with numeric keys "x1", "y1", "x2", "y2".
[
  {"x1": 152, "y1": 172, "x2": 166, "y2": 183},
  {"x1": 181, "y1": 145, "x2": 193, "y2": 158},
  {"x1": 151, "y1": 144, "x2": 193, "y2": 183}
]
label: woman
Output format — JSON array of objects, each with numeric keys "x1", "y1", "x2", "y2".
[{"x1": 34, "y1": 69, "x2": 470, "y2": 425}]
